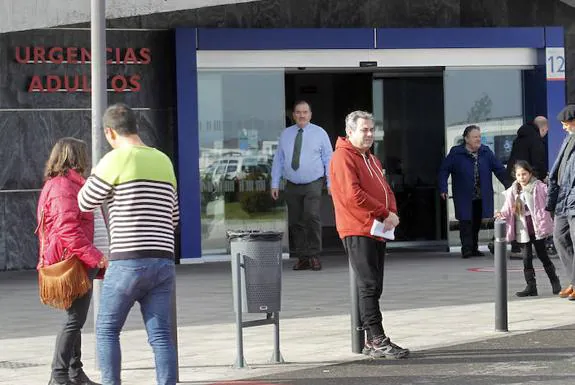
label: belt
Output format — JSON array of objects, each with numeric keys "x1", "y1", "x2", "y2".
[{"x1": 286, "y1": 177, "x2": 324, "y2": 186}]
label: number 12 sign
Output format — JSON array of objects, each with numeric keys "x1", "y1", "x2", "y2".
[{"x1": 546, "y1": 47, "x2": 566, "y2": 81}]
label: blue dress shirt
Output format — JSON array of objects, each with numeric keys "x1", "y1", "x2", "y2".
[{"x1": 271, "y1": 123, "x2": 333, "y2": 188}]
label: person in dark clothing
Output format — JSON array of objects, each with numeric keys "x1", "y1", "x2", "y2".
[
  {"x1": 506, "y1": 117, "x2": 550, "y2": 255},
  {"x1": 507, "y1": 117, "x2": 549, "y2": 181},
  {"x1": 439, "y1": 125, "x2": 510, "y2": 258},
  {"x1": 547, "y1": 105, "x2": 575, "y2": 300}
]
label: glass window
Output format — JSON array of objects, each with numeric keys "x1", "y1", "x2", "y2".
[
  {"x1": 444, "y1": 68, "x2": 524, "y2": 251},
  {"x1": 197, "y1": 69, "x2": 287, "y2": 255}
]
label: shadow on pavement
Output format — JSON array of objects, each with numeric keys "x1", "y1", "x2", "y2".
[{"x1": 236, "y1": 324, "x2": 575, "y2": 385}]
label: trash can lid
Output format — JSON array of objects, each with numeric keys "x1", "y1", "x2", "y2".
[{"x1": 226, "y1": 230, "x2": 284, "y2": 242}]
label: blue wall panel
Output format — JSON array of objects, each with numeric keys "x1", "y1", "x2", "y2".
[
  {"x1": 523, "y1": 66, "x2": 548, "y2": 123},
  {"x1": 197, "y1": 28, "x2": 374, "y2": 50},
  {"x1": 376, "y1": 28, "x2": 545, "y2": 49},
  {"x1": 544, "y1": 27, "x2": 566, "y2": 170},
  {"x1": 175, "y1": 28, "x2": 201, "y2": 259},
  {"x1": 545, "y1": 26, "x2": 565, "y2": 48}
]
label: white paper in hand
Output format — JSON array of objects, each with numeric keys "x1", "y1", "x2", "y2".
[{"x1": 370, "y1": 219, "x2": 395, "y2": 240}]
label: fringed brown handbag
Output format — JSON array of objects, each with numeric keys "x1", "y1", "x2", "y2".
[{"x1": 35, "y1": 210, "x2": 92, "y2": 310}]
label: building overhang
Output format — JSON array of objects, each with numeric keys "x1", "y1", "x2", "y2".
[{"x1": 0, "y1": 0, "x2": 262, "y2": 33}]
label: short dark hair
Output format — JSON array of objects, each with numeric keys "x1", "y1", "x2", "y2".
[
  {"x1": 103, "y1": 103, "x2": 138, "y2": 136},
  {"x1": 293, "y1": 100, "x2": 311, "y2": 111},
  {"x1": 462, "y1": 125, "x2": 480, "y2": 139}
]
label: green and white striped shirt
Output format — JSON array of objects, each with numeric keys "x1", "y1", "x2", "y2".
[{"x1": 78, "y1": 145, "x2": 179, "y2": 261}]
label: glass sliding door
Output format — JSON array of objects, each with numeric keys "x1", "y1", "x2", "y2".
[
  {"x1": 373, "y1": 75, "x2": 446, "y2": 242},
  {"x1": 197, "y1": 69, "x2": 287, "y2": 255},
  {"x1": 443, "y1": 68, "x2": 524, "y2": 252}
]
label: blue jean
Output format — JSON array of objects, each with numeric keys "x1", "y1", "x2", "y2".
[{"x1": 96, "y1": 258, "x2": 176, "y2": 385}]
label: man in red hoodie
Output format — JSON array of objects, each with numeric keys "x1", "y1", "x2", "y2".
[{"x1": 330, "y1": 110, "x2": 409, "y2": 359}]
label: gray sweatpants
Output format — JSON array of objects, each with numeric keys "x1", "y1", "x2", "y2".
[{"x1": 553, "y1": 215, "x2": 575, "y2": 285}]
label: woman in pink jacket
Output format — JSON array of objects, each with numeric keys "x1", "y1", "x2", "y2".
[{"x1": 496, "y1": 160, "x2": 561, "y2": 297}]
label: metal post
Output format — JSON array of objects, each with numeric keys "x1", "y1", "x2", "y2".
[
  {"x1": 91, "y1": 0, "x2": 107, "y2": 370},
  {"x1": 171, "y1": 282, "x2": 179, "y2": 382},
  {"x1": 270, "y1": 311, "x2": 284, "y2": 363},
  {"x1": 494, "y1": 219, "x2": 508, "y2": 332},
  {"x1": 92, "y1": 278, "x2": 101, "y2": 367},
  {"x1": 349, "y1": 259, "x2": 364, "y2": 353},
  {"x1": 234, "y1": 253, "x2": 246, "y2": 368},
  {"x1": 91, "y1": 0, "x2": 106, "y2": 160}
]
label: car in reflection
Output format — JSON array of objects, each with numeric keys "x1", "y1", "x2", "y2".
[{"x1": 201, "y1": 155, "x2": 272, "y2": 186}]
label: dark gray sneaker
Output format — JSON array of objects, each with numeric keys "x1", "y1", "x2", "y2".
[
  {"x1": 370, "y1": 337, "x2": 409, "y2": 359},
  {"x1": 362, "y1": 340, "x2": 372, "y2": 355}
]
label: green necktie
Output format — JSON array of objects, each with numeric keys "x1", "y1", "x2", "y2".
[{"x1": 291, "y1": 128, "x2": 303, "y2": 171}]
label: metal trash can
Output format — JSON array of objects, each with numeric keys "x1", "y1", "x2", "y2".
[{"x1": 227, "y1": 230, "x2": 283, "y2": 313}]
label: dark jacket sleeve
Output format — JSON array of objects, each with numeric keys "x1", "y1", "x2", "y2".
[
  {"x1": 490, "y1": 150, "x2": 511, "y2": 189},
  {"x1": 438, "y1": 150, "x2": 454, "y2": 194},
  {"x1": 546, "y1": 165, "x2": 559, "y2": 212},
  {"x1": 546, "y1": 179, "x2": 559, "y2": 212},
  {"x1": 529, "y1": 137, "x2": 548, "y2": 180}
]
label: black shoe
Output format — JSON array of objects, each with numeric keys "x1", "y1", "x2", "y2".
[
  {"x1": 310, "y1": 257, "x2": 322, "y2": 271},
  {"x1": 48, "y1": 378, "x2": 72, "y2": 385},
  {"x1": 370, "y1": 336, "x2": 409, "y2": 359},
  {"x1": 70, "y1": 371, "x2": 101, "y2": 385},
  {"x1": 543, "y1": 264, "x2": 562, "y2": 295},
  {"x1": 461, "y1": 251, "x2": 473, "y2": 259},
  {"x1": 472, "y1": 250, "x2": 485, "y2": 257},
  {"x1": 515, "y1": 285, "x2": 538, "y2": 297},
  {"x1": 292, "y1": 257, "x2": 311, "y2": 270},
  {"x1": 546, "y1": 243, "x2": 558, "y2": 256},
  {"x1": 516, "y1": 269, "x2": 538, "y2": 297}
]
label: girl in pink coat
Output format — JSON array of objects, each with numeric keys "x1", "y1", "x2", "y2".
[{"x1": 496, "y1": 160, "x2": 561, "y2": 297}]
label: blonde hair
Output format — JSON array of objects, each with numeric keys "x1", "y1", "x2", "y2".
[{"x1": 44, "y1": 137, "x2": 90, "y2": 180}]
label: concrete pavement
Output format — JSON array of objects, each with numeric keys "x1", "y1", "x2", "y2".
[
  {"x1": 1, "y1": 250, "x2": 574, "y2": 384},
  {"x1": 253, "y1": 323, "x2": 575, "y2": 385}
]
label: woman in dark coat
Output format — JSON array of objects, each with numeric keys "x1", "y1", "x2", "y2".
[{"x1": 439, "y1": 125, "x2": 510, "y2": 258}]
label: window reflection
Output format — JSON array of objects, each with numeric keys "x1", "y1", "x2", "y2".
[
  {"x1": 197, "y1": 70, "x2": 287, "y2": 255},
  {"x1": 444, "y1": 69, "x2": 523, "y2": 249}
]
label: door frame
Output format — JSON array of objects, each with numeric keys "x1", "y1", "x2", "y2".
[{"x1": 175, "y1": 27, "x2": 565, "y2": 259}]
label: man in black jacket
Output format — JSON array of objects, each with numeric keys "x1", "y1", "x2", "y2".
[{"x1": 507, "y1": 116, "x2": 549, "y2": 181}]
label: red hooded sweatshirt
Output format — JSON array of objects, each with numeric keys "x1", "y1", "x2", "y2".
[{"x1": 329, "y1": 137, "x2": 397, "y2": 239}]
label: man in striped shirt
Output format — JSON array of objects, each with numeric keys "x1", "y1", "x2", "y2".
[{"x1": 78, "y1": 103, "x2": 179, "y2": 385}]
